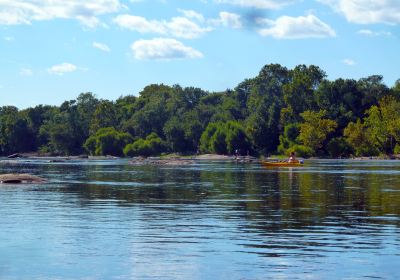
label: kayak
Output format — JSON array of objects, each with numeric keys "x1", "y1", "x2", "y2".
[{"x1": 261, "y1": 161, "x2": 304, "y2": 167}]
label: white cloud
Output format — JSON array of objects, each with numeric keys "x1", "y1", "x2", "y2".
[
  {"x1": 93, "y1": 42, "x2": 111, "y2": 52},
  {"x1": 216, "y1": 0, "x2": 295, "y2": 9},
  {"x1": 0, "y1": 0, "x2": 123, "y2": 27},
  {"x1": 258, "y1": 15, "x2": 336, "y2": 39},
  {"x1": 131, "y1": 38, "x2": 203, "y2": 60},
  {"x1": 113, "y1": 15, "x2": 211, "y2": 39},
  {"x1": 319, "y1": 0, "x2": 400, "y2": 25},
  {"x1": 76, "y1": 16, "x2": 102, "y2": 29},
  {"x1": 20, "y1": 68, "x2": 33, "y2": 76},
  {"x1": 166, "y1": 17, "x2": 211, "y2": 38},
  {"x1": 114, "y1": 15, "x2": 166, "y2": 33},
  {"x1": 177, "y1": 9, "x2": 205, "y2": 22},
  {"x1": 210, "y1": 12, "x2": 242, "y2": 29},
  {"x1": 47, "y1": 63, "x2": 78, "y2": 75},
  {"x1": 357, "y1": 29, "x2": 392, "y2": 37},
  {"x1": 342, "y1": 58, "x2": 356, "y2": 66}
]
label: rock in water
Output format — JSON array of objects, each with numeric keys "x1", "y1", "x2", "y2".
[
  {"x1": 7, "y1": 153, "x2": 23, "y2": 159},
  {"x1": 0, "y1": 174, "x2": 46, "y2": 184}
]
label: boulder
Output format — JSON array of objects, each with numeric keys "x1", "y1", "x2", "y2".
[
  {"x1": 0, "y1": 174, "x2": 46, "y2": 184},
  {"x1": 7, "y1": 153, "x2": 23, "y2": 159}
]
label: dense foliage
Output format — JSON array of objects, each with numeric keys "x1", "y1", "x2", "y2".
[
  {"x1": 84, "y1": 127, "x2": 133, "y2": 156},
  {"x1": 124, "y1": 133, "x2": 166, "y2": 157},
  {"x1": 1, "y1": 64, "x2": 399, "y2": 157}
]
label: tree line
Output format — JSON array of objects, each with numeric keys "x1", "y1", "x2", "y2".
[{"x1": 1, "y1": 64, "x2": 399, "y2": 158}]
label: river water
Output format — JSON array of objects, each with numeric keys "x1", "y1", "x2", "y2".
[{"x1": 0, "y1": 159, "x2": 399, "y2": 279}]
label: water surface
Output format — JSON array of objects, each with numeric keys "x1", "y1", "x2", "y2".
[{"x1": 0, "y1": 159, "x2": 399, "y2": 279}]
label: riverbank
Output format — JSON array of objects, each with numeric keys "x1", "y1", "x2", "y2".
[
  {"x1": 129, "y1": 154, "x2": 258, "y2": 166},
  {"x1": 6, "y1": 153, "x2": 257, "y2": 160},
  {"x1": 1, "y1": 153, "x2": 259, "y2": 166},
  {"x1": 3, "y1": 152, "x2": 400, "y2": 162}
]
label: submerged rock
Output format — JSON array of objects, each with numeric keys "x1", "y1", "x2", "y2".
[{"x1": 0, "y1": 173, "x2": 46, "y2": 184}]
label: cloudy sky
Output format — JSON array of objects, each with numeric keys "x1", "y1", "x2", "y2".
[{"x1": 0, "y1": 0, "x2": 399, "y2": 108}]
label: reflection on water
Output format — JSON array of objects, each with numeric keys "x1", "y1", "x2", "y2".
[{"x1": 0, "y1": 159, "x2": 399, "y2": 279}]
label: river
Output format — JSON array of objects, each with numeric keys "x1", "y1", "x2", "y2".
[{"x1": 0, "y1": 159, "x2": 399, "y2": 279}]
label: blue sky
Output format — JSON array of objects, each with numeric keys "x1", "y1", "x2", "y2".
[{"x1": 0, "y1": 0, "x2": 399, "y2": 108}]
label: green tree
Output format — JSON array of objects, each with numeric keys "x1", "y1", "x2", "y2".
[
  {"x1": 283, "y1": 65, "x2": 325, "y2": 120},
  {"x1": 39, "y1": 111, "x2": 77, "y2": 155},
  {"x1": 166, "y1": 85, "x2": 207, "y2": 115},
  {"x1": 76, "y1": 92, "x2": 100, "y2": 136},
  {"x1": 124, "y1": 133, "x2": 166, "y2": 157},
  {"x1": 39, "y1": 100, "x2": 88, "y2": 155},
  {"x1": 393, "y1": 79, "x2": 400, "y2": 97},
  {"x1": 115, "y1": 95, "x2": 137, "y2": 122},
  {"x1": 244, "y1": 64, "x2": 289, "y2": 153},
  {"x1": 326, "y1": 137, "x2": 353, "y2": 158},
  {"x1": 344, "y1": 119, "x2": 378, "y2": 156},
  {"x1": 225, "y1": 121, "x2": 252, "y2": 154},
  {"x1": 358, "y1": 75, "x2": 389, "y2": 109},
  {"x1": 363, "y1": 96, "x2": 400, "y2": 154},
  {"x1": 84, "y1": 127, "x2": 133, "y2": 156},
  {"x1": 314, "y1": 79, "x2": 361, "y2": 129},
  {"x1": 163, "y1": 117, "x2": 188, "y2": 153},
  {"x1": 125, "y1": 84, "x2": 173, "y2": 138},
  {"x1": 199, "y1": 121, "x2": 251, "y2": 155},
  {"x1": 0, "y1": 106, "x2": 35, "y2": 154},
  {"x1": 298, "y1": 110, "x2": 337, "y2": 154},
  {"x1": 210, "y1": 127, "x2": 227, "y2": 154},
  {"x1": 24, "y1": 105, "x2": 56, "y2": 150},
  {"x1": 199, "y1": 122, "x2": 219, "y2": 153},
  {"x1": 277, "y1": 123, "x2": 300, "y2": 154},
  {"x1": 90, "y1": 100, "x2": 118, "y2": 134}
]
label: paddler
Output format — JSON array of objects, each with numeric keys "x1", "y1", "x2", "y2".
[{"x1": 288, "y1": 152, "x2": 297, "y2": 163}]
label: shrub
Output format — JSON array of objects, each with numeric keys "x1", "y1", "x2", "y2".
[
  {"x1": 394, "y1": 144, "x2": 400, "y2": 155},
  {"x1": 84, "y1": 127, "x2": 133, "y2": 156},
  {"x1": 277, "y1": 123, "x2": 300, "y2": 155},
  {"x1": 124, "y1": 133, "x2": 166, "y2": 157},
  {"x1": 199, "y1": 121, "x2": 252, "y2": 155}
]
